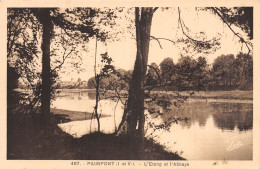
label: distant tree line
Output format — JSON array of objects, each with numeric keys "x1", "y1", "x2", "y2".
[
  {"x1": 87, "y1": 53, "x2": 252, "y2": 91},
  {"x1": 87, "y1": 69, "x2": 132, "y2": 90}
]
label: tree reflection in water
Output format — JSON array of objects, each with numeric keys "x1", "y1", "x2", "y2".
[
  {"x1": 157, "y1": 101, "x2": 252, "y2": 131},
  {"x1": 58, "y1": 90, "x2": 253, "y2": 132},
  {"x1": 212, "y1": 103, "x2": 252, "y2": 131}
]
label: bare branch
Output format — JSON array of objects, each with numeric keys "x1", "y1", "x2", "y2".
[
  {"x1": 114, "y1": 87, "x2": 127, "y2": 106},
  {"x1": 178, "y1": 7, "x2": 209, "y2": 45},
  {"x1": 147, "y1": 64, "x2": 162, "y2": 85},
  {"x1": 153, "y1": 7, "x2": 159, "y2": 13},
  {"x1": 150, "y1": 36, "x2": 163, "y2": 49},
  {"x1": 150, "y1": 36, "x2": 176, "y2": 45},
  {"x1": 51, "y1": 48, "x2": 73, "y2": 72},
  {"x1": 211, "y1": 7, "x2": 252, "y2": 54}
]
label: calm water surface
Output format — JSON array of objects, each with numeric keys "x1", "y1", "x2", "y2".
[{"x1": 52, "y1": 90, "x2": 253, "y2": 160}]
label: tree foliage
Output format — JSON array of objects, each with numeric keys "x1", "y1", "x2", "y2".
[
  {"x1": 208, "y1": 7, "x2": 253, "y2": 53},
  {"x1": 209, "y1": 7, "x2": 253, "y2": 40},
  {"x1": 7, "y1": 8, "x2": 116, "y2": 114}
]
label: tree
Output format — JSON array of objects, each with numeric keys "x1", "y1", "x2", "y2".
[
  {"x1": 210, "y1": 7, "x2": 253, "y2": 40},
  {"x1": 87, "y1": 77, "x2": 96, "y2": 89},
  {"x1": 194, "y1": 56, "x2": 210, "y2": 91},
  {"x1": 7, "y1": 8, "x2": 57, "y2": 117},
  {"x1": 209, "y1": 7, "x2": 253, "y2": 53},
  {"x1": 36, "y1": 8, "x2": 53, "y2": 118},
  {"x1": 146, "y1": 62, "x2": 160, "y2": 87},
  {"x1": 159, "y1": 58, "x2": 175, "y2": 87},
  {"x1": 116, "y1": 7, "x2": 253, "y2": 158},
  {"x1": 7, "y1": 8, "x2": 43, "y2": 113},
  {"x1": 212, "y1": 54, "x2": 235, "y2": 90},
  {"x1": 8, "y1": 8, "x2": 113, "y2": 118},
  {"x1": 115, "y1": 7, "x2": 156, "y2": 159},
  {"x1": 233, "y1": 53, "x2": 253, "y2": 90},
  {"x1": 176, "y1": 56, "x2": 197, "y2": 90},
  {"x1": 8, "y1": 7, "x2": 253, "y2": 158},
  {"x1": 115, "y1": 69, "x2": 130, "y2": 90}
]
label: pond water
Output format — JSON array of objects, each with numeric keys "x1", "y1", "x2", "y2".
[{"x1": 52, "y1": 89, "x2": 253, "y2": 160}]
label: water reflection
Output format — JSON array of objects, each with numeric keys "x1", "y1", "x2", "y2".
[
  {"x1": 158, "y1": 101, "x2": 253, "y2": 131},
  {"x1": 211, "y1": 103, "x2": 253, "y2": 131},
  {"x1": 159, "y1": 102, "x2": 211, "y2": 128},
  {"x1": 53, "y1": 90, "x2": 253, "y2": 160},
  {"x1": 87, "y1": 90, "x2": 96, "y2": 100}
]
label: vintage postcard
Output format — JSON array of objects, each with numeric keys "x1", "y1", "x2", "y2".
[{"x1": 0, "y1": 0, "x2": 259, "y2": 168}]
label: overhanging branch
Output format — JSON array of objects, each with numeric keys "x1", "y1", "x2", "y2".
[
  {"x1": 150, "y1": 36, "x2": 176, "y2": 49},
  {"x1": 178, "y1": 7, "x2": 210, "y2": 45},
  {"x1": 211, "y1": 7, "x2": 252, "y2": 54}
]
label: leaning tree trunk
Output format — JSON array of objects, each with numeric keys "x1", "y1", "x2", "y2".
[
  {"x1": 116, "y1": 7, "x2": 154, "y2": 159},
  {"x1": 39, "y1": 8, "x2": 52, "y2": 121}
]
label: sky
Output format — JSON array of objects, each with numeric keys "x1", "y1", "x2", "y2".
[{"x1": 57, "y1": 7, "x2": 250, "y2": 82}]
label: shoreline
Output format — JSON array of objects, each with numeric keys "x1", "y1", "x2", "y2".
[
  {"x1": 51, "y1": 108, "x2": 109, "y2": 122},
  {"x1": 16, "y1": 88, "x2": 253, "y2": 100}
]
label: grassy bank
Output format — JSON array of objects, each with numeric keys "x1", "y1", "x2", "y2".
[
  {"x1": 51, "y1": 108, "x2": 109, "y2": 122},
  {"x1": 17, "y1": 88, "x2": 253, "y2": 100},
  {"x1": 7, "y1": 108, "x2": 184, "y2": 160},
  {"x1": 165, "y1": 90, "x2": 253, "y2": 100},
  {"x1": 103, "y1": 89, "x2": 253, "y2": 100}
]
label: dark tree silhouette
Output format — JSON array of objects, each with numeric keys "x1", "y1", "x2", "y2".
[
  {"x1": 36, "y1": 9, "x2": 53, "y2": 118},
  {"x1": 116, "y1": 7, "x2": 253, "y2": 158},
  {"x1": 116, "y1": 7, "x2": 155, "y2": 158}
]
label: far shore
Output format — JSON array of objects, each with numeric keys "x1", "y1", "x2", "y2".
[
  {"x1": 155, "y1": 90, "x2": 253, "y2": 100},
  {"x1": 96, "y1": 89, "x2": 253, "y2": 100},
  {"x1": 51, "y1": 108, "x2": 109, "y2": 122},
  {"x1": 51, "y1": 90, "x2": 253, "y2": 123},
  {"x1": 16, "y1": 88, "x2": 253, "y2": 100}
]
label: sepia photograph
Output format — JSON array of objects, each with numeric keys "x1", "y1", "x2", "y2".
[{"x1": 1, "y1": 1, "x2": 260, "y2": 169}]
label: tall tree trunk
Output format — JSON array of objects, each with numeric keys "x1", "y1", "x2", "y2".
[
  {"x1": 116, "y1": 7, "x2": 154, "y2": 159},
  {"x1": 94, "y1": 37, "x2": 100, "y2": 133},
  {"x1": 94, "y1": 74, "x2": 101, "y2": 132},
  {"x1": 39, "y1": 9, "x2": 52, "y2": 120}
]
